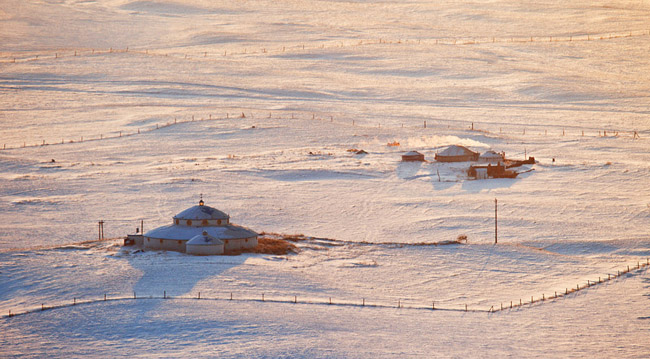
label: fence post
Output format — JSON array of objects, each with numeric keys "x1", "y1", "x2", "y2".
[
  {"x1": 432, "y1": 301, "x2": 435, "y2": 310},
  {"x1": 262, "y1": 293, "x2": 264, "y2": 301},
  {"x1": 198, "y1": 292, "x2": 201, "y2": 299},
  {"x1": 164, "y1": 290, "x2": 166, "y2": 299},
  {"x1": 362, "y1": 298, "x2": 365, "y2": 306},
  {"x1": 104, "y1": 294, "x2": 106, "y2": 301},
  {"x1": 74, "y1": 297, "x2": 76, "y2": 305},
  {"x1": 42, "y1": 304, "x2": 44, "y2": 311},
  {"x1": 134, "y1": 291, "x2": 136, "y2": 299},
  {"x1": 294, "y1": 296, "x2": 297, "y2": 304},
  {"x1": 465, "y1": 304, "x2": 467, "y2": 312},
  {"x1": 230, "y1": 292, "x2": 232, "y2": 300},
  {"x1": 329, "y1": 297, "x2": 332, "y2": 305}
]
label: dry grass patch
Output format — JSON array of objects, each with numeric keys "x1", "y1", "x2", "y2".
[{"x1": 238, "y1": 234, "x2": 300, "y2": 255}]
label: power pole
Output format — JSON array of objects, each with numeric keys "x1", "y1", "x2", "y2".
[
  {"x1": 494, "y1": 198, "x2": 498, "y2": 244},
  {"x1": 98, "y1": 220, "x2": 105, "y2": 240}
]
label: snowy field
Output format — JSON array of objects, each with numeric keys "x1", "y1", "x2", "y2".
[{"x1": 1, "y1": 0, "x2": 650, "y2": 357}]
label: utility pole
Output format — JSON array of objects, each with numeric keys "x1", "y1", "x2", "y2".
[
  {"x1": 98, "y1": 220, "x2": 105, "y2": 240},
  {"x1": 494, "y1": 198, "x2": 498, "y2": 244}
]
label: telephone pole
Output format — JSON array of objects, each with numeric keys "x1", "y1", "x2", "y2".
[
  {"x1": 494, "y1": 198, "x2": 498, "y2": 244},
  {"x1": 98, "y1": 220, "x2": 105, "y2": 240}
]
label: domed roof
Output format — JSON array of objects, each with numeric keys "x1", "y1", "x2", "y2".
[
  {"x1": 438, "y1": 145, "x2": 477, "y2": 157},
  {"x1": 480, "y1": 150, "x2": 503, "y2": 158},
  {"x1": 403, "y1": 151, "x2": 422, "y2": 156},
  {"x1": 144, "y1": 223, "x2": 257, "y2": 241},
  {"x1": 173, "y1": 200, "x2": 229, "y2": 220},
  {"x1": 187, "y1": 231, "x2": 223, "y2": 246}
]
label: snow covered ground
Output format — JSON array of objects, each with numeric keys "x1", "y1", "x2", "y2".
[{"x1": 1, "y1": 0, "x2": 649, "y2": 357}]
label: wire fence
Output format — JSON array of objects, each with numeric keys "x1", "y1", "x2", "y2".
[
  {"x1": 3, "y1": 258, "x2": 648, "y2": 319},
  {"x1": 0, "y1": 109, "x2": 645, "y2": 152},
  {"x1": 1, "y1": 29, "x2": 649, "y2": 64}
]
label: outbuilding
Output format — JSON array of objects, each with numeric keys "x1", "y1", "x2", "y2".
[
  {"x1": 434, "y1": 145, "x2": 479, "y2": 162},
  {"x1": 479, "y1": 150, "x2": 504, "y2": 164},
  {"x1": 402, "y1": 151, "x2": 425, "y2": 162},
  {"x1": 186, "y1": 231, "x2": 224, "y2": 255}
]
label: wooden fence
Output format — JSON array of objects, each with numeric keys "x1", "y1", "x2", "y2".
[
  {"x1": 3, "y1": 258, "x2": 648, "y2": 319},
  {"x1": 2, "y1": 29, "x2": 649, "y2": 64},
  {"x1": 1, "y1": 109, "x2": 644, "y2": 152}
]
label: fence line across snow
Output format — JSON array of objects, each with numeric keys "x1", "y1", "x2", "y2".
[
  {"x1": 2, "y1": 28, "x2": 649, "y2": 64},
  {"x1": 1, "y1": 109, "x2": 645, "y2": 152},
  {"x1": 2, "y1": 258, "x2": 648, "y2": 320}
]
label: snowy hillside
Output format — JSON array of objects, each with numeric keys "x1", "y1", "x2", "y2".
[{"x1": 1, "y1": 0, "x2": 649, "y2": 357}]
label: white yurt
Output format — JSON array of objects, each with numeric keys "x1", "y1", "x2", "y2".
[
  {"x1": 143, "y1": 199, "x2": 258, "y2": 254},
  {"x1": 434, "y1": 145, "x2": 479, "y2": 162},
  {"x1": 479, "y1": 150, "x2": 504, "y2": 164},
  {"x1": 402, "y1": 151, "x2": 425, "y2": 162},
  {"x1": 186, "y1": 231, "x2": 224, "y2": 255}
]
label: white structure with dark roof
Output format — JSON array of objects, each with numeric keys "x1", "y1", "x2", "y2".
[{"x1": 143, "y1": 199, "x2": 258, "y2": 254}]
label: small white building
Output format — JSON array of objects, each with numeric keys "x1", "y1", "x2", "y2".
[
  {"x1": 186, "y1": 231, "x2": 224, "y2": 255},
  {"x1": 474, "y1": 167, "x2": 488, "y2": 179},
  {"x1": 402, "y1": 151, "x2": 425, "y2": 162},
  {"x1": 143, "y1": 199, "x2": 258, "y2": 255},
  {"x1": 479, "y1": 150, "x2": 504, "y2": 164}
]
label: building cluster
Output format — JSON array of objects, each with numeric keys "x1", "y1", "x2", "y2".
[{"x1": 401, "y1": 145, "x2": 535, "y2": 179}]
